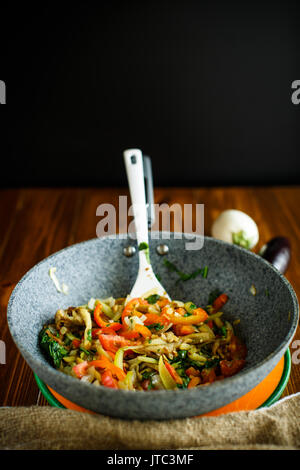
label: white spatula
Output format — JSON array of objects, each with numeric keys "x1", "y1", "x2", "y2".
[{"x1": 123, "y1": 148, "x2": 170, "y2": 300}]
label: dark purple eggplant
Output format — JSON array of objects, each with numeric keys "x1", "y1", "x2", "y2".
[{"x1": 259, "y1": 237, "x2": 291, "y2": 274}]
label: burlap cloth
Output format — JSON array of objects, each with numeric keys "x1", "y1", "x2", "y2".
[{"x1": 1, "y1": 392, "x2": 300, "y2": 450}]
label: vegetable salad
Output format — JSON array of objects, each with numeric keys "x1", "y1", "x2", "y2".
[{"x1": 39, "y1": 292, "x2": 247, "y2": 391}]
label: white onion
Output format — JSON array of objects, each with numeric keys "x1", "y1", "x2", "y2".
[{"x1": 211, "y1": 209, "x2": 259, "y2": 249}]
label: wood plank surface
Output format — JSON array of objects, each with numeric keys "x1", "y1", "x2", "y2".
[{"x1": 0, "y1": 187, "x2": 299, "y2": 407}]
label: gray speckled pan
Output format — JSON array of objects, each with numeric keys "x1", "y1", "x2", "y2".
[{"x1": 7, "y1": 233, "x2": 299, "y2": 420}]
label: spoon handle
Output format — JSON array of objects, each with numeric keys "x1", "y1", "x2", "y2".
[{"x1": 123, "y1": 149, "x2": 150, "y2": 268}]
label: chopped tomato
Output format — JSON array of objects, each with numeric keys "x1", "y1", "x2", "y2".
[
  {"x1": 212, "y1": 294, "x2": 228, "y2": 313},
  {"x1": 72, "y1": 361, "x2": 89, "y2": 379},
  {"x1": 228, "y1": 336, "x2": 247, "y2": 360},
  {"x1": 201, "y1": 368, "x2": 217, "y2": 384},
  {"x1": 72, "y1": 338, "x2": 81, "y2": 348},
  {"x1": 101, "y1": 324, "x2": 122, "y2": 335},
  {"x1": 164, "y1": 361, "x2": 183, "y2": 385},
  {"x1": 91, "y1": 328, "x2": 102, "y2": 339},
  {"x1": 220, "y1": 359, "x2": 245, "y2": 377},
  {"x1": 101, "y1": 369, "x2": 118, "y2": 389},
  {"x1": 185, "y1": 366, "x2": 201, "y2": 377},
  {"x1": 188, "y1": 376, "x2": 201, "y2": 388},
  {"x1": 141, "y1": 379, "x2": 150, "y2": 391},
  {"x1": 99, "y1": 334, "x2": 133, "y2": 353}
]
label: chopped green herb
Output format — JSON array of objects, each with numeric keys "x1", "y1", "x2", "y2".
[
  {"x1": 220, "y1": 326, "x2": 227, "y2": 337},
  {"x1": 87, "y1": 329, "x2": 92, "y2": 342},
  {"x1": 184, "y1": 302, "x2": 197, "y2": 313},
  {"x1": 138, "y1": 242, "x2": 149, "y2": 251},
  {"x1": 163, "y1": 259, "x2": 209, "y2": 283},
  {"x1": 204, "y1": 357, "x2": 220, "y2": 369},
  {"x1": 146, "y1": 294, "x2": 161, "y2": 304},
  {"x1": 177, "y1": 350, "x2": 188, "y2": 360},
  {"x1": 176, "y1": 376, "x2": 190, "y2": 389},
  {"x1": 79, "y1": 346, "x2": 91, "y2": 356},
  {"x1": 147, "y1": 323, "x2": 164, "y2": 331},
  {"x1": 147, "y1": 378, "x2": 154, "y2": 390},
  {"x1": 183, "y1": 312, "x2": 193, "y2": 317},
  {"x1": 142, "y1": 370, "x2": 155, "y2": 380},
  {"x1": 139, "y1": 242, "x2": 150, "y2": 263},
  {"x1": 202, "y1": 266, "x2": 208, "y2": 279}
]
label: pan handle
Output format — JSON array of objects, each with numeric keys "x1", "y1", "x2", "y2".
[
  {"x1": 143, "y1": 154, "x2": 155, "y2": 229},
  {"x1": 123, "y1": 148, "x2": 149, "y2": 251}
]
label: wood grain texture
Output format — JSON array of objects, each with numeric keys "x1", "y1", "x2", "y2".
[{"x1": 0, "y1": 187, "x2": 299, "y2": 407}]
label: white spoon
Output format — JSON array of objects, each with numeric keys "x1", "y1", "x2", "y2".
[{"x1": 123, "y1": 148, "x2": 170, "y2": 300}]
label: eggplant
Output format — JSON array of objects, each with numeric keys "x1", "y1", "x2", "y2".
[{"x1": 259, "y1": 237, "x2": 291, "y2": 274}]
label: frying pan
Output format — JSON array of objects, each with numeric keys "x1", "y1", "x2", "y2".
[{"x1": 7, "y1": 230, "x2": 298, "y2": 419}]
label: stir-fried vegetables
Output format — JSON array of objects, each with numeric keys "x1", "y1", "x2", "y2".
[{"x1": 39, "y1": 292, "x2": 247, "y2": 391}]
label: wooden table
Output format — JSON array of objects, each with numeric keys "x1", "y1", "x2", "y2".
[{"x1": 0, "y1": 187, "x2": 299, "y2": 406}]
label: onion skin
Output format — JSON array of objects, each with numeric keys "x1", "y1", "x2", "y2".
[{"x1": 259, "y1": 237, "x2": 291, "y2": 274}]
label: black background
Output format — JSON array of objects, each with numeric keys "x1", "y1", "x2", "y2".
[{"x1": 1, "y1": 1, "x2": 300, "y2": 188}]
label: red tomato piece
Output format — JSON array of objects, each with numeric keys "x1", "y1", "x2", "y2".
[
  {"x1": 72, "y1": 338, "x2": 81, "y2": 348},
  {"x1": 99, "y1": 334, "x2": 132, "y2": 353},
  {"x1": 72, "y1": 361, "x2": 89, "y2": 379},
  {"x1": 201, "y1": 368, "x2": 217, "y2": 384},
  {"x1": 220, "y1": 359, "x2": 245, "y2": 377},
  {"x1": 101, "y1": 369, "x2": 118, "y2": 389}
]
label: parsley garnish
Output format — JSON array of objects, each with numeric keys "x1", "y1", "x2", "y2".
[
  {"x1": 177, "y1": 350, "x2": 187, "y2": 360},
  {"x1": 80, "y1": 346, "x2": 92, "y2": 356},
  {"x1": 87, "y1": 329, "x2": 92, "y2": 342},
  {"x1": 138, "y1": 242, "x2": 150, "y2": 263},
  {"x1": 146, "y1": 294, "x2": 161, "y2": 304},
  {"x1": 220, "y1": 326, "x2": 227, "y2": 337},
  {"x1": 163, "y1": 259, "x2": 208, "y2": 283},
  {"x1": 204, "y1": 357, "x2": 220, "y2": 369},
  {"x1": 147, "y1": 323, "x2": 164, "y2": 331}
]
